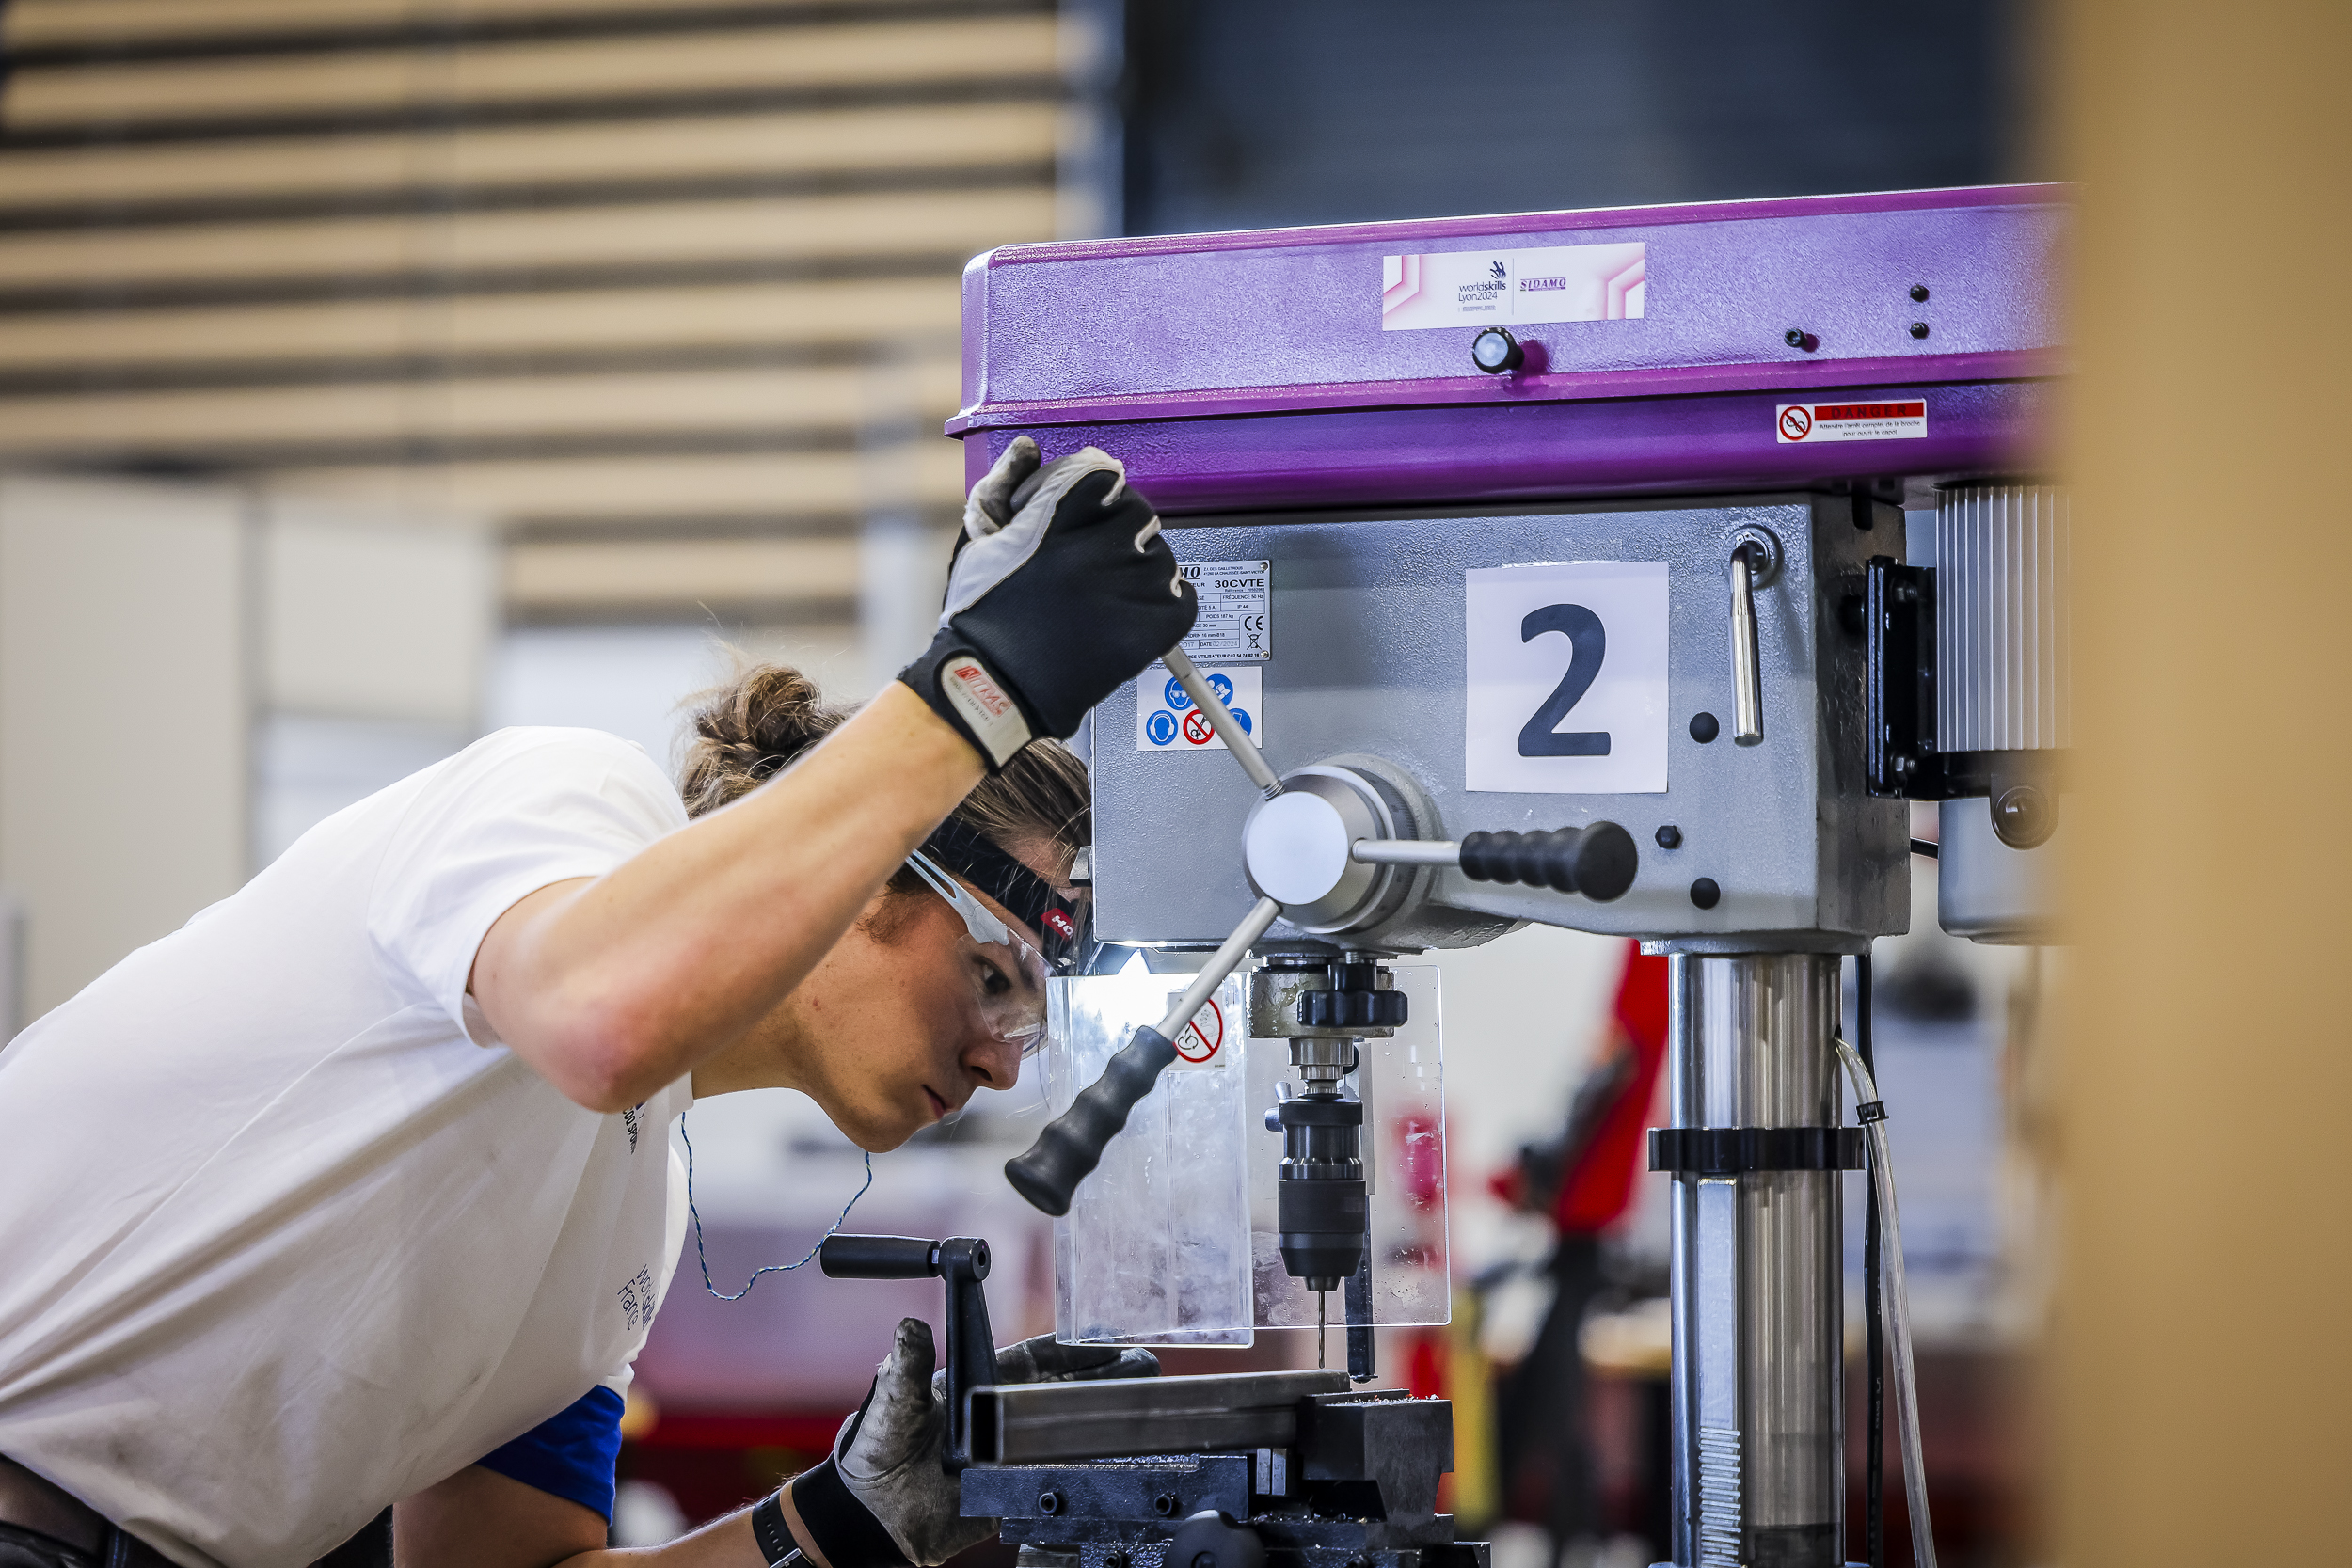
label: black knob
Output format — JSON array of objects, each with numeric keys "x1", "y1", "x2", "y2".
[
  {"x1": 1296, "y1": 988, "x2": 1408, "y2": 1030},
  {"x1": 1909, "y1": 321, "x2": 1931, "y2": 340},
  {"x1": 1910, "y1": 283, "x2": 1931, "y2": 302},
  {"x1": 1458, "y1": 822, "x2": 1638, "y2": 902},
  {"x1": 1471, "y1": 326, "x2": 1523, "y2": 373},
  {"x1": 1992, "y1": 784, "x2": 2058, "y2": 849}
]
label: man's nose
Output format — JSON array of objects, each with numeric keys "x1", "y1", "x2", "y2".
[{"x1": 965, "y1": 1030, "x2": 1022, "y2": 1091}]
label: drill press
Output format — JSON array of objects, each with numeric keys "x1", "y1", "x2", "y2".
[{"x1": 955, "y1": 184, "x2": 2066, "y2": 1568}]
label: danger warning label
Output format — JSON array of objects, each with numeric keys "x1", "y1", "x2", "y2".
[{"x1": 1774, "y1": 399, "x2": 1928, "y2": 445}]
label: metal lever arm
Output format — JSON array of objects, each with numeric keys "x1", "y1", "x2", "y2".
[
  {"x1": 1350, "y1": 822, "x2": 1640, "y2": 902},
  {"x1": 1731, "y1": 542, "x2": 1765, "y2": 745},
  {"x1": 1004, "y1": 895, "x2": 1284, "y2": 1216},
  {"x1": 1163, "y1": 646, "x2": 1281, "y2": 798}
]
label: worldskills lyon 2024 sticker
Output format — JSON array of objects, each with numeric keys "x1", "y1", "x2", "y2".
[{"x1": 1135, "y1": 663, "x2": 1263, "y2": 752}]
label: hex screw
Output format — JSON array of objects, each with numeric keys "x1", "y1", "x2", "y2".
[
  {"x1": 1153, "y1": 1492, "x2": 1181, "y2": 1518},
  {"x1": 1910, "y1": 284, "x2": 1930, "y2": 302},
  {"x1": 1783, "y1": 328, "x2": 1816, "y2": 351},
  {"x1": 1656, "y1": 825, "x2": 1682, "y2": 849},
  {"x1": 1909, "y1": 322, "x2": 1931, "y2": 340},
  {"x1": 1690, "y1": 878, "x2": 1722, "y2": 911},
  {"x1": 1037, "y1": 1490, "x2": 1064, "y2": 1516}
]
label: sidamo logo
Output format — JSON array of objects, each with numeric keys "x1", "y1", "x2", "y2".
[{"x1": 1521, "y1": 276, "x2": 1567, "y2": 293}]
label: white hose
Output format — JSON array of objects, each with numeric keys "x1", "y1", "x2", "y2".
[{"x1": 1833, "y1": 1035, "x2": 1938, "y2": 1568}]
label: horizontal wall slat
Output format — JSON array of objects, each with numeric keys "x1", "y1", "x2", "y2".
[
  {"x1": 4, "y1": 16, "x2": 1060, "y2": 129},
  {"x1": 506, "y1": 533, "x2": 863, "y2": 610},
  {"x1": 0, "y1": 278, "x2": 962, "y2": 372},
  {"x1": 0, "y1": 187, "x2": 1053, "y2": 289},
  {"x1": 0, "y1": 102, "x2": 1060, "y2": 209},
  {"x1": 0, "y1": 361, "x2": 961, "y2": 456},
  {"x1": 4, "y1": 0, "x2": 1031, "y2": 56},
  {"x1": 261, "y1": 439, "x2": 967, "y2": 517}
]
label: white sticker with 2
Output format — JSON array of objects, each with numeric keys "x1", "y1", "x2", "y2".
[{"x1": 1464, "y1": 561, "x2": 1669, "y2": 794}]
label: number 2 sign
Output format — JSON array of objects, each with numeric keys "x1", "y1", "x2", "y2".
[{"x1": 1464, "y1": 561, "x2": 1669, "y2": 794}]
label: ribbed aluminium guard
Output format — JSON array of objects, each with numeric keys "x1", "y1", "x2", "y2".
[{"x1": 1936, "y1": 483, "x2": 2072, "y2": 753}]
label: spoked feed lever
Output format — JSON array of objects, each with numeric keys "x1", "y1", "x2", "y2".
[{"x1": 1003, "y1": 644, "x2": 1643, "y2": 1218}]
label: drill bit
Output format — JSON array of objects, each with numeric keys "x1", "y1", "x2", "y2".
[{"x1": 1316, "y1": 1289, "x2": 1327, "y2": 1369}]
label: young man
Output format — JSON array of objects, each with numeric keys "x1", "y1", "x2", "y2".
[{"x1": 0, "y1": 442, "x2": 1188, "y2": 1568}]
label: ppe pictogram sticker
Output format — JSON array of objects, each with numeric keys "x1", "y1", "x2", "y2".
[
  {"x1": 1174, "y1": 997, "x2": 1224, "y2": 1064},
  {"x1": 1136, "y1": 661, "x2": 1264, "y2": 752}
]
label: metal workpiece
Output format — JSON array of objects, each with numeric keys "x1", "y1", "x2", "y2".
[
  {"x1": 970, "y1": 1371, "x2": 1350, "y2": 1465},
  {"x1": 1666, "y1": 954, "x2": 1845, "y2": 1568},
  {"x1": 1091, "y1": 498, "x2": 1907, "y2": 950}
]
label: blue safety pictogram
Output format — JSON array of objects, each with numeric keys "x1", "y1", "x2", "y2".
[
  {"x1": 1208, "y1": 673, "x2": 1235, "y2": 705},
  {"x1": 1230, "y1": 707, "x2": 1253, "y2": 735},
  {"x1": 1164, "y1": 675, "x2": 1192, "y2": 711},
  {"x1": 1145, "y1": 710, "x2": 1180, "y2": 746}
]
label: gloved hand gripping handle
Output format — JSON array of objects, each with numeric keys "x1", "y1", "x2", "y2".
[
  {"x1": 1005, "y1": 893, "x2": 1285, "y2": 1216},
  {"x1": 819, "y1": 1234, "x2": 995, "y2": 1469}
]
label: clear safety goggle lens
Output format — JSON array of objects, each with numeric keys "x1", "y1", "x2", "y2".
[{"x1": 906, "y1": 850, "x2": 1050, "y2": 1056}]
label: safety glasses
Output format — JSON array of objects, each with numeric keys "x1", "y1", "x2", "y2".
[{"x1": 906, "y1": 849, "x2": 1051, "y2": 1055}]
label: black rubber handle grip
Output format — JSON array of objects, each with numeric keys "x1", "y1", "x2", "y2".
[
  {"x1": 1459, "y1": 822, "x2": 1639, "y2": 902},
  {"x1": 1003, "y1": 1024, "x2": 1178, "y2": 1216},
  {"x1": 818, "y1": 1234, "x2": 938, "y2": 1279}
]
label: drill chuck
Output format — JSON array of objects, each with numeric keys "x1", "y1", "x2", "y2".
[{"x1": 1275, "y1": 1096, "x2": 1367, "y2": 1291}]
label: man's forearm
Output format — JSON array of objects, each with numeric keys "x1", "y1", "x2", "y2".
[
  {"x1": 472, "y1": 683, "x2": 985, "y2": 1111},
  {"x1": 552, "y1": 1506, "x2": 769, "y2": 1567}
]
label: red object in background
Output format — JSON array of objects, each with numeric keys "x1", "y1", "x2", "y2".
[{"x1": 1554, "y1": 945, "x2": 1669, "y2": 1235}]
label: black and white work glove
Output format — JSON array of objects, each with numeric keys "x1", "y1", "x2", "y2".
[
  {"x1": 772, "y1": 1317, "x2": 1158, "y2": 1567},
  {"x1": 899, "y1": 436, "x2": 1197, "y2": 769}
]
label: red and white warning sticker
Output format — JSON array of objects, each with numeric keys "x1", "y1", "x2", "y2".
[
  {"x1": 1774, "y1": 399, "x2": 1928, "y2": 444},
  {"x1": 1168, "y1": 994, "x2": 1227, "y2": 1068}
]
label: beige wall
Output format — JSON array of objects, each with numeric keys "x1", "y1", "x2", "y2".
[
  {"x1": 0, "y1": 474, "x2": 250, "y2": 1020},
  {"x1": 2057, "y1": 4, "x2": 2349, "y2": 1565}
]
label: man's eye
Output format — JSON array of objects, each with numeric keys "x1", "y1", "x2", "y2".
[{"x1": 977, "y1": 957, "x2": 1012, "y2": 995}]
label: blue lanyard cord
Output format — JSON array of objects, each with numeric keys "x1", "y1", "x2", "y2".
[{"x1": 681, "y1": 1111, "x2": 875, "y2": 1302}]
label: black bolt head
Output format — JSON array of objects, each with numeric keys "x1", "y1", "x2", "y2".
[
  {"x1": 1784, "y1": 327, "x2": 1807, "y2": 348},
  {"x1": 1655, "y1": 824, "x2": 1682, "y2": 849},
  {"x1": 1909, "y1": 321, "x2": 1931, "y2": 340},
  {"x1": 1910, "y1": 284, "x2": 1931, "y2": 302},
  {"x1": 1690, "y1": 877, "x2": 1722, "y2": 911},
  {"x1": 1471, "y1": 326, "x2": 1524, "y2": 373},
  {"x1": 1107, "y1": 1555, "x2": 1131, "y2": 1568},
  {"x1": 1038, "y1": 1490, "x2": 1064, "y2": 1516},
  {"x1": 1154, "y1": 1492, "x2": 1181, "y2": 1517},
  {"x1": 1690, "y1": 711, "x2": 1721, "y2": 744}
]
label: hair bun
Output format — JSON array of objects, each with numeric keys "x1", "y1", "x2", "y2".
[{"x1": 679, "y1": 663, "x2": 846, "y2": 819}]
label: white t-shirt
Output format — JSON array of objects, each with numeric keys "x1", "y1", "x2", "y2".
[{"x1": 0, "y1": 727, "x2": 697, "y2": 1568}]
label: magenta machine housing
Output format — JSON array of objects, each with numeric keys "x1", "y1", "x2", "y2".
[{"x1": 959, "y1": 186, "x2": 2068, "y2": 1568}]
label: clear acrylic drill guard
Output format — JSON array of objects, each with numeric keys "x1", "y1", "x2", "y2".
[
  {"x1": 1045, "y1": 970, "x2": 1255, "y2": 1346},
  {"x1": 1247, "y1": 963, "x2": 1451, "y2": 1329}
]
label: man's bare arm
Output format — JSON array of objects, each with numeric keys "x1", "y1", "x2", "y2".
[
  {"x1": 469, "y1": 683, "x2": 983, "y2": 1112},
  {"x1": 395, "y1": 1465, "x2": 766, "y2": 1568}
]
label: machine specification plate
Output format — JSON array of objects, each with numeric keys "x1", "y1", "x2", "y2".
[
  {"x1": 1382, "y1": 243, "x2": 1646, "y2": 329},
  {"x1": 1464, "y1": 561, "x2": 1670, "y2": 794},
  {"x1": 1175, "y1": 560, "x2": 1270, "y2": 661}
]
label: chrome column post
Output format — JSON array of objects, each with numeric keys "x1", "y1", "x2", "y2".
[{"x1": 1667, "y1": 953, "x2": 1844, "y2": 1568}]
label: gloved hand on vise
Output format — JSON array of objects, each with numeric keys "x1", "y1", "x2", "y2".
[
  {"x1": 780, "y1": 1317, "x2": 1158, "y2": 1567},
  {"x1": 899, "y1": 436, "x2": 1197, "y2": 769}
]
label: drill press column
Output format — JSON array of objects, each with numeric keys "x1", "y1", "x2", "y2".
[{"x1": 1666, "y1": 954, "x2": 1846, "y2": 1568}]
